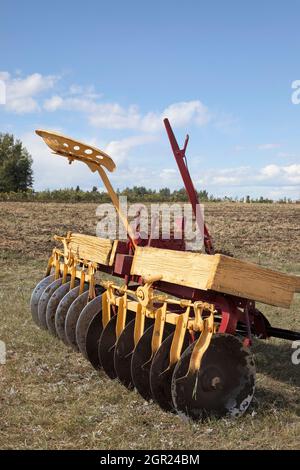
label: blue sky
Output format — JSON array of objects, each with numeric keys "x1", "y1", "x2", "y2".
[{"x1": 0, "y1": 0, "x2": 300, "y2": 199}]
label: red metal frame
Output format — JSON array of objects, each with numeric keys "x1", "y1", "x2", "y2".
[{"x1": 163, "y1": 118, "x2": 214, "y2": 254}]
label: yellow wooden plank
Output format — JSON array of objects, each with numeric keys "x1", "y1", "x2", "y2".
[
  {"x1": 130, "y1": 246, "x2": 216, "y2": 291},
  {"x1": 208, "y1": 254, "x2": 298, "y2": 308},
  {"x1": 130, "y1": 246, "x2": 299, "y2": 308},
  {"x1": 68, "y1": 233, "x2": 113, "y2": 266},
  {"x1": 109, "y1": 239, "x2": 119, "y2": 266}
]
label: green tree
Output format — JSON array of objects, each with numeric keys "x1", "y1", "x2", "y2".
[
  {"x1": 159, "y1": 187, "x2": 171, "y2": 199},
  {"x1": 198, "y1": 189, "x2": 209, "y2": 201},
  {"x1": 0, "y1": 133, "x2": 33, "y2": 192}
]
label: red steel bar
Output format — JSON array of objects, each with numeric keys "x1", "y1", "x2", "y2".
[{"x1": 163, "y1": 118, "x2": 214, "y2": 254}]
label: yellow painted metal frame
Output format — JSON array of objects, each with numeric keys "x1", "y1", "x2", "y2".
[
  {"x1": 46, "y1": 247, "x2": 98, "y2": 299},
  {"x1": 47, "y1": 231, "x2": 216, "y2": 376},
  {"x1": 94, "y1": 279, "x2": 216, "y2": 374}
]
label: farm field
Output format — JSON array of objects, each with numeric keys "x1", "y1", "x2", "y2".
[{"x1": 0, "y1": 201, "x2": 299, "y2": 450}]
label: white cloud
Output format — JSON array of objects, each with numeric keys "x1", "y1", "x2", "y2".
[
  {"x1": 93, "y1": 99, "x2": 211, "y2": 131},
  {"x1": 197, "y1": 164, "x2": 300, "y2": 187},
  {"x1": 199, "y1": 167, "x2": 250, "y2": 186},
  {"x1": 68, "y1": 84, "x2": 101, "y2": 100},
  {"x1": 1, "y1": 71, "x2": 213, "y2": 133},
  {"x1": 0, "y1": 71, "x2": 58, "y2": 113},
  {"x1": 104, "y1": 134, "x2": 157, "y2": 164},
  {"x1": 69, "y1": 84, "x2": 83, "y2": 95},
  {"x1": 161, "y1": 168, "x2": 177, "y2": 176},
  {"x1": 258, "y1": 143, "x2": 281, "y2": 150},
  {"x1": 213, "y1": 112, "x2": 239, "y2": 134},
  {"x1": 140, "y1": 100, "x2": 210, "y2": 132},
  {"x1": 234, "y1": 145, "x2": 245, "y2": 152},
  {"x1": 0, "y1": 71, "x2": 10, "y2": 81},
  {"x1": 43, "y1": 94, "x2": 211, "y2": 132},
  {"x1": 89, "y1": 103, "x2": 141, "y2": 129},
  {"x1": 159, "y1": 168, "x2": 178, "y2": 184},
  {"x1": 258, "y1": 164, "x2": 300, "y2": 185},
  {"x1": 277, "y1": 151, "x2": 296, "y2": 158},
  {"x1": 43, "y1": 95, "x2": 64, "y2": 111},
  {"x1": 259, "y1": 164, "x2": 281, "y2": 178}
]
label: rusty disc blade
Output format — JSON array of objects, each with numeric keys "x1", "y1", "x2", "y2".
[
  {"x1": 30, "y1": 274, "x2": 55, "y2": 326},
  {"x1": 114, "y1": 317, "x2": 153, "y2": 390},
  {"x1": 171, "y1": 334, "x2": 256, "y2": 421},
  {"x1": 99, "y1": 310, "x2": 135, "y2": 380},
  {"x1": 46, "y1": 280, "x2": 71, "y2": 336},
  {"x1": 55, "y1": 284, "x2": 80, "y2": 344},
  {"x1": 38, "y1": 278, "x2": 63, "y2": 330},
  {"x1": 150, "y1": 331, "x2": 190, "y2": 413},
  {"x1": 63, "y1": 290, "x2": 89, "y2": 351},
  {"x1": 131, "y1": 323, "x2": 175, "y2": 402},
  {"x1": 74, "y1": 293, "x2": 103, "y2": 359}
]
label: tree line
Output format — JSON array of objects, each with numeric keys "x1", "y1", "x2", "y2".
[
  {"x1": 0, "y1": 187, "x2": 296, "y2": 203},
  {"x1": 0, "y1": 133, "x2": 298, "y2": 204}
]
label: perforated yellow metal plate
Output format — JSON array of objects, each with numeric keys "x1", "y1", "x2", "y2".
[{"x1": 35, "y1": 129, "x2": 116, "y2": 173}]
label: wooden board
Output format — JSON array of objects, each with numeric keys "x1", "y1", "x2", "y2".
[
  {"x1": 68, "y1": 233, "x2": 113, "y2": 266},
  {"x1": 131, "y1": 246, "x2": 217, "y2": 291},
  {"x1": 207, "y1": 254, "x2": 300, "y2": 309},
  {"x1": 130, "y1": 246, "x2": 300, "y2": 308}
]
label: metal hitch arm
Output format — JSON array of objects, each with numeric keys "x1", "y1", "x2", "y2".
[{"x1": 163, "y1": 118, "x2": 214, "y2": 254}]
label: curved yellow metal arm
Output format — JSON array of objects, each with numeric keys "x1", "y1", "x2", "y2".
[{"x1": 36, "y1": 129, "x2": 137, "y2": 248}]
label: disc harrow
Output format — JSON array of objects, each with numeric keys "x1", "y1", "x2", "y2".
[{"x1": 30, "y1": 120, "x2": 300, "y2": 421}]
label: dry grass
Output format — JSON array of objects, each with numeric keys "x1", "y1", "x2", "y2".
[{"x1": 0, "y1": 202, "x2": 299, "y2": 450}]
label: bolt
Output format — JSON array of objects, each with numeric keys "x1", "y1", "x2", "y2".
[
  {"x1": 211, "y1": 376, "x2": 221, "y2": 389},
  {"x1": 137, "y1": 290, "x2": 144, "y2": 301}
]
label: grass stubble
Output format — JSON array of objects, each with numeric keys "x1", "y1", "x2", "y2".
[{"x1": 0, "y1": 202, "x2": 299, "y2": 449}]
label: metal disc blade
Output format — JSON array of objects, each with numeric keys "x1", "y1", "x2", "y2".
[
  {"x1": 46, "y1": 281, "x2": 71, "y2": 336},
  {"x1": 38, "y1": 278, "x2": 63, "y2": 330},
  {"x1": 30, "y1": 274, "x2": 55, "y2": 326},
  {"x1": 64, "y1": 290, "x2": 89, "y2": 351},
  {"x1": 171, "y1": 334, "x2": 256, "y2": 421},
  {"x1": 98, "y1": 315, "x2": 118, "y2": 379},
  {"x1": 55, "y1": 284, "x2": 80, "y2": 344},
  {"x1": 74, "y1": 294, "x2": 103, "y2": 358},
  {"x1": 85, "y1": 310, "x2": 103, "y2": 370},
  {"x1": 150, "y1": 331, "x2": 190, "y2": 413},
  {"x1": 114, "y1": 317, "x2": 153, "y2": 390},
  {"x1": 99, "y1": 311, "x2": 135, "y2": 380},
  {"x1": 65, "y1": 285, "x2": 98, "y2": 352},
  {"x1": 131, "y1": 323, "x2": 175, "y2": 402}
]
